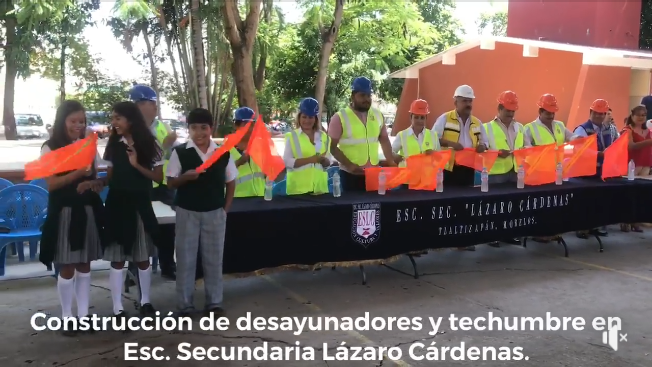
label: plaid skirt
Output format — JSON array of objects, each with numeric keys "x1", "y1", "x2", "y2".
[
  {"x1": 102, "y1": 214, "x2": 155, "y2": 263},
  {"x1": 53, "y1": 206, "x2": 103, "y2": 265}
]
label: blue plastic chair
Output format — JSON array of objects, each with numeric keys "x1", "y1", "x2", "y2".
[
  {"x1": 272, "y1": 180, "x2": 287, "y2": 196},
  {"x1": 29, "y1": 179, "x2": 48, "y2": 190},
  {"x1": 0, "y1": 178, "x2": 13, "y2": 191},
  {"x1": 0, "y1": 184, "x2": 49, "y2": 276},
  {"x1": 24, "y1": 179, "x2": 50, "y2": 260}
]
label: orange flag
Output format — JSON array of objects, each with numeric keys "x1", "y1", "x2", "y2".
[
  {"x1": 246, "y1": 115, "x2": 285, "y2": 181},
  {"x1": 25, "y1": 133, "x2": 98, "y2": 180},
  {"x1": 364, "y1": 167, "x2": 408, "y2": 191},
  {"x1": 559, "y1": 135, "x2": 598, "y2": 178},
  {"x1": 406, "y1": 151, "x2": 452, "y2": 190},
  {"x1": 196, "y1": 123, "x2": 250, "y2": 173},
  {"x1": 513, "y1": 143, "x2": 557, "y2": 185},
  {"x1": 454, "y1": 148, "x2": 499, "y2": 172},
  {"x1": 602, "y1": 130, "x2": 630, "y2": 179}
]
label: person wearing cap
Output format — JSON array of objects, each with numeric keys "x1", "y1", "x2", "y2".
[
  {"x1": 391, "y1": 99, "x2": 440, "y2": 166},
  {"x1": 432, "y1": 85, "x2": 489, "y2": 187},
  {"x1": 230, "y1": 107, "x2": 266, "y2": 197},
  {"x1": 524, "y1": 94, "x2": 577, "y2": 147},
  {"x1": 328, "y1": 77, "x2": 396, "y2": 191},
  {"x1": 129, "y1": 84, "x2": 178, "y2": 280},
  {"x1": 283, "y1": 98, "x2": 332, "y2": 195}
]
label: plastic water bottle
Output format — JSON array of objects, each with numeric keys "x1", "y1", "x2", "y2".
[
  {"x1": 264, "y1": 178, "x2": 273, "y2": 201},
  {"x1": 378, "y1": 170, "x2": 387, "y2": 195},
  {"x1": 555, "y1": 162, "x2": 563, "y2": 185},
  {"x1": 480, "y1": 167, "x2": 489, "y2": 192},
  {"x1": 516, "y1": 164, "x2": 525, "y2": 189},
  {"x1": 436, "y1": 168, "x2": 444, "y2": 192},
  {"x1": 332, "y1": 172, "x2": 341, "y2": 197},
  {"x1": 627, "y1": 159, "x2": 636, "y2": 181}
]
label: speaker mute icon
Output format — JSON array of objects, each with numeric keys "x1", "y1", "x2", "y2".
[{"x1": 602, "y1": 326, "x2": 627, "y2": 351}]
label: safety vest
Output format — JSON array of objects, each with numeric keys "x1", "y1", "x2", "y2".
[
  {"x1": 337, "y1": 107, "x2": 383, "y2": 166},
  {"x1": 396, "y1": 128, "x2": 440, "y2": 167},
  {"x1": 441, "y1": 110, "x2": 482, "y2": 171},
  {"x1": 230, "y1": 148, "x2": 266, "y2": 197},
  {"x1": 526, "y1": 120, "x2": 565, "y2": 146},
  {"x1": 152, "y1": 120, "x2": 169, "y2": 187},
  {"x1": 484, "y1": 119, "x2": 524, "y2": 174},
  {"x1": 285, "y1": 129, "x2": 330, "y2": 195}
]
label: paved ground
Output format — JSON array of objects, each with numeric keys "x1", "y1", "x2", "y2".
[{"x1": 1, "y1": 226, "x2": 651, "y2": 366}]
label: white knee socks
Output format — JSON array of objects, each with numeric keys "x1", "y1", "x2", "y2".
[
  {"x1": 109, "y1": 268, "x2": 125, "y2": 315},
  {"x1": 57, "y1": 276, "x2": 74, "y2": 318},
  {"x1": 138, "y1": 266, "x2": 152, "y2": 305},
  {"x1": 74, "y1": 271, "x2": 91, "y2": 317}
]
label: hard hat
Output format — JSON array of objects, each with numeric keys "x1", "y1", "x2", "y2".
[
  {"x1": 351, "y1": 77, "x2": 373, "y2": 94},
  {"x1": 129, "y1": 85, "x2": 157, "y2": 102},
  {"x1": 299, "y1": 98, "x2": 319, "y2": 117},
  {"x1": 409, "y1": 99, "x2": 430, "y2": 115},
  {"x1": 453, "y1": 85, "x2": 475, "y2": 99},
  {"x1": 537, "y1": 94, "x2": 559, "y2": 113},
  {"x1": 234, "y1": 107, "x2": 255, "y2": 122},
  {"x1": 497, "y1": 91, "x2": 519, "y2": 111},
  {"x1": 590, "y1": 99, "x2": 610, "y2": 113}
]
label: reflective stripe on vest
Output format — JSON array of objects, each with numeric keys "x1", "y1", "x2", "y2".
[
  {"x1": 337, "y1": 107, "x2": 382, "y2": 166},
  {"x1": 527, "y1": 120, "x2": 565, "y2": 146},
  {"x1": 153, "y1": 121, "x2": 169, "y2": 187},
  {"x1": 230, "y1": 148, "x2": 265, "y2": 197},
  {"x1": 397, "y1": 129, "x2": 439, "y2": 168},
  {"x1": 485, "y1": 120, "x2": 524, "y2": 174},
  {"x1": 441, "y1": 111, "x2": 482, "y2": 171},
  {"x1": 286, "y1": 129, "x2": 330, "y2": 195}
]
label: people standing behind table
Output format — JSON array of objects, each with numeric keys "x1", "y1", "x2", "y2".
[
  {"x1": 524, "y1": 94, "x2": 578, "y2": 147},
  {"x1": 100, "y1": 101, "x2": 164, "y2": 320},
  {"x1": 283, "y1": 98, "x2": 332, "y2": 195},
  {"x1": 230, "y1": 107, "x2": 266, "y2": 197},
  {"x1": 38, "y1": 101, "x2": 105, "y2": 336},
  {"x1": 328, "y1": 76, "x2": 396, "y2": 192},
  {"x1": 166, "y1": 108, "x2": 236, "y2": 317},
  {"x1": 391, "y1": 99, "x2": 440, "y2": 167}
]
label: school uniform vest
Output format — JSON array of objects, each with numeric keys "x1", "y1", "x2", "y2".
[
  {"x1": 577, "y1": 120, "x2": 612, "y2": 167},
  {"x1": 173, "y1": 143, "x2": 228, "y2": 212},
  {"x1": 485, "y1": 120, "x2": 524, "y2": 174},
  {"x1": 442, "y1": 110, "x2": 482, "y2": 171},
  {"x1": 230, "y1": 148, "x2": 265, "y2": 197},
  {"x1": 395, "y1": 128, "x2": 440, "y2": 168},
  {"x1": 285, "y1": 129, "x2": 330, "y2": 195}
]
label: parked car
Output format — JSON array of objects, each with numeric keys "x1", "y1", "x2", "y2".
[
  {"x1": 15, "y1": 113, "x2": 49, "y2": 139},
  {"x1": 88, "y1": 122, "x2": 110, "y2": 138}
]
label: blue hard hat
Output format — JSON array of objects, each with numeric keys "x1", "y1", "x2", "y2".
[
  {"x1": 351, "y1": 77, "x2": 373, "y2": 94},
  {"x1": 234, "y1": 107, "x2": 255, "y2": 122},
  {"x1": 129, "y1": 85, "x2": 157, "y2": 102},
  {"x1": 299, "y1": 98, "x2": 319, "y2": 117}
]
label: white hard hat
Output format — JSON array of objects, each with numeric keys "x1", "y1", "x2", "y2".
[{"x1": 453, "y1": 85, "x2": 475, "y2": 99}]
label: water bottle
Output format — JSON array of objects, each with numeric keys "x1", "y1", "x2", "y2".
[
  {"x1": 555, "y1": 162, "x2": 563, "y2": 185},
  {"x1": 627, "y1": 159, "x2": 636, "y2": 181},
  {"x1": 378, "y1": 170, "x2": 387, "y2": 195},
  {"x1": 480, "y1": 167, "x2": 489, "y2": 192},
  {"x1": 436, "y1": 168, "x2": 444, "y2": 192},
  {"x1": 264, "y1": 178, "x2": 273, "y2": 201},
  {"x1": 332, "y1": 172, "x2": 341, "y2": 197},
  {"x1": 516, "y1": 164, "x2": 525, "y2": 189}
]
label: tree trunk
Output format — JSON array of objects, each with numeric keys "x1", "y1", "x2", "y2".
[
  {"x1": 2, "y1": 16, "x2": 18, "y2": 140},
  {"x1": 254, "y1": 0, "x2": 273, "y2": 91},
  {"x1": 142, "y1": 26, "x2": 162, "y2": 120},
  {"x1": 157, "y1": 6, "x2": 184, "y2": 111},
  {"x1": 191, "y1": 0, "x2": 208, "y2": 109},
  {"x1": 59, "y1": 40, "x2": 67, "y2": 103},
  {"x1": 221, "y1": 82, "x2": 236, "y2": 123},
  {"x1": 315, "y1": 0, "x2": 345, "y2": 117}
]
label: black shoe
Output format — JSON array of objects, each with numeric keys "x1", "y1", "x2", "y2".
[
  {"x1": 503, "y1": 238, "x2": 520, "y2": 245},
  {"x1": 205, "y1": 307, "x2": 225, "y2": 317},
  {"x1": 576, "y1": 231, "x2": 589, "y2": 239},
  {"x1": 79, "y1": 315, "x2": 95, "y2": 334},
  {"x1": 488, "y1": 242, "x2": 500, "y2": 248},
  {"x1": 591, "y1": 229, "x2": 608, "y2": 237},
  {"x1": 113, "y1": 311, "x2": 129, "y2": 332},
  {"x1": 140, "y1": 303, "x2": 156, "y2": 317}
]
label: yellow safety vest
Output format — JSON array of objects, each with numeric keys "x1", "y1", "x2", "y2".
[
  {"x1": 337, "y1": 107, "x2": 383, "y2": 166},
  {"x1": 441, "y1": 110, "x2": 482, "y2": 171},
  {"x1": 484, "y1": 120, "x2": 524, "y2": 174},
  {"x1": 525, "y1": 120, "x2": 565, "y2": 146},
  {"x1": 230, "y1": 148, "x2": 265, "y2": 197},
  {"x1": 285, "y1": 129, "x2": 330, "y2": 195},
  {"x1": 396, "y1": 128, "x2": 440, "y2": 167},
  {"x1": 153, "y1": 120, "x2": 169, "y2": 187}
]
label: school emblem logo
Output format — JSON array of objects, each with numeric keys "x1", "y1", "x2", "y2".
[{"x1": 351, "y1": 203, "x2": 381, "y2": 247}]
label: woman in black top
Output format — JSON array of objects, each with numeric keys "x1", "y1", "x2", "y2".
[
  {"x1": 101, "y1": 102, "x2": 163, "y2": 318},
  {"x1": 39, "y1": 100, "x2": 104, "y2": 335}
]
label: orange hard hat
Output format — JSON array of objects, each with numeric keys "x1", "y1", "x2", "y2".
[
  {"x1": 409, "y1": 99, "x2": 430, "y2": 115},
  {"x1": 590, "y1": 99, "x2": 610, "y2": 113},
  {"x1": 537, "y1": 94, "x2": 559, "y2": 113},
  {"x1": 497, "y1": 90, "x2": 519, "y2": 111}
]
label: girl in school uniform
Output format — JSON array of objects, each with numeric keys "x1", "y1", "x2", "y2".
[
  {"x1": 38, "y1": 100, "x2": 105, "y2": 335},
  {"x1": 100, "y1": 101, "x2": 163, "y2": 319}
]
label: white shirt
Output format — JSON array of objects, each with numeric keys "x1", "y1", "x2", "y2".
[
  {"x1": 523, "y1": 119, "x2": 577, "y2": 147},
  {"x1": 432, "y1": 112, "x2": 489, "y2": 148},
  {"x1": 391, "y1": 127, "x2": 437, "y2": 154},
  {"x1": 282, "y1": 130, "x2": 333, "y2": 169},
  {"x1": 166, "y1": 139, "x2": 237, "y2": 182},
  {"x1": 40, "y1": 142, "x2": 104, "y2": 169},
  {"x1": 104, "y1": 137, "x2": 165, "y2": 167}
]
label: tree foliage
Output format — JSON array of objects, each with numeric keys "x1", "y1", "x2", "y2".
[{"x1": 476, "y1": 11, "x2": 507, "y2": 37}]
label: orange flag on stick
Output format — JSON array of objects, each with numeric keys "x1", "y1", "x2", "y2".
[
  {"x1": 196, "y1": 123, "x2": 250, "y2": 173},
  {"x1": 454, "y1": 148, "x2": 499, "y2": 172},
  {"x1": 406, "y1": 151, "x2": 452, "y2": 190},
  {"x1": 25, "y1": 133, "x2": 98, "y2": 180},
  {"x1": 246, "y1": 115, "x2": 285, "y2": 181},
  {"x1": 602, "y1": 130, "x2": 630, "y2": 179},
  {"x1": 559, "y1": 135, "x2": 598, "y2": 178},
  {"x1": 513, "y1": 143, "x2": 557, "y2": 185},
  {"x1": 364, "y1": 167, "x2": 408, "y2": 191}
]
